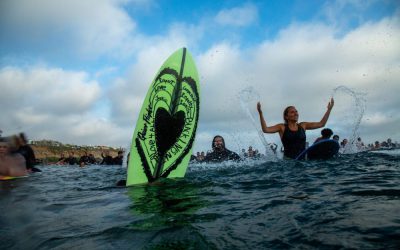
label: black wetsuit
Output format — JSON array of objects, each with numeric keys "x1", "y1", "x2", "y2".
[
  {"x1": 204, "y1": 149, "x2": 241, "y2": 163},
  {"x1": 281, "y1": 124, "x2": 306, "y2": 159},
  {"x1": 101, "y1": 156, "x2": 114, "y2": 165},
  {"x1": 79, "y1": 155, "x2": 90, "y2": 164},
  {"x1": 65, "y1": 156, "x2": 78, "y2": 165},
  {"x1": 17, "y1": 145, "x2": 37, "y2": 170},
  {"x1": 113, "y1": 156, "x2": 123, "y2": 165},
  {"x1": 88, "y1": 155, "x2": 97, "y2": 164}
]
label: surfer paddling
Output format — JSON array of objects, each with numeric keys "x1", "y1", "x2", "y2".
[{"x1": 257, "y1": 98, "x2": 334, "y2": 159}]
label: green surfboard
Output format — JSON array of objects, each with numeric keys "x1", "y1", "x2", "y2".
[{"x1": 126, "y1": 48, "x2": 200, "y2": 186}]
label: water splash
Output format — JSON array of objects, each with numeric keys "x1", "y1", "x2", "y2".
[
  {"x1": 331, "y1": 85, "x2": 367, "y2": 154},
  {"x1": 238, "y1": 86, "x2": 278, "y2": 160}
]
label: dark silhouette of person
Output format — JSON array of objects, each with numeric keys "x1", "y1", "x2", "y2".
[{"x1": 204, "y1": 135, "x2": 241, "y2": 163}]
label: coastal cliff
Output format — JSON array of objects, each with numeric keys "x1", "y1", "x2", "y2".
[{"x1": 30, "y1": 140, "x2": 124, "y2": 162}]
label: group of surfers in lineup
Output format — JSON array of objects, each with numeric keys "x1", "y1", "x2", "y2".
[
  {"x1": 197, "y1": 97, "x2": 397, "y2": 163},
  {"x1": 2, "y1": 97, "x2": 397, "y2": 179},
  {"x1": 0, "y1": 98, "x2": 340, "y2": 177},
  {"x1": 56, "y1": 150, "x2": 124, "y2": 167},
  {"x1": 195, "y1": 98, "x2": 336, "y2": 163}
]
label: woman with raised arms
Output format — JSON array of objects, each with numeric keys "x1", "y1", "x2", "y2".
[{"x1": 257, "y1": 98, "x2": 334, "y2": 159}]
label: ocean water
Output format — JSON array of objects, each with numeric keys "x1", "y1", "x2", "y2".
[{"x1": 1, "y1": 151, "x2": 399, "y2": 250}]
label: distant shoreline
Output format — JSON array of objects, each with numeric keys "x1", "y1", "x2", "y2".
[{"x1": 30, "y1": 140, "x2": 124, "y2": 162}]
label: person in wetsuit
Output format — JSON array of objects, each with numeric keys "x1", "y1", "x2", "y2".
[
  {"x1": 101, "y1": 151, "x2": 114, "y2": 165},
  {"x1": 79, "y1": 151, "x2": 90, "y2": 165},
  {"x1": 314, "y1": 128, "x2": 333, "y2": 144},
  {"x1": 65, "y1": 152, "x2": 78, "y2": 165},
  {"x1": 113, "y1": 151, "x2": 124, "y2": 165},
  {"x1": 204, "y1": 135, "x2": 241, "y2": 163},
  {"x1": 0, "y1": 137, "x2": 28, "y2": 177},
  {"x1": 257, "y1": 98, "x2": 334, "y2": 159},
  {"x1": 17, "y1": 133, "x2": 41, "y2": 172}
]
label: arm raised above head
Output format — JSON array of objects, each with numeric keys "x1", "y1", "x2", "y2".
[
  {"x1": 303, "y1": 97, "x2": 334, "y2": 130},
  {"x1": 257, "y1": 102, "x2": 283, "y2": 134}
]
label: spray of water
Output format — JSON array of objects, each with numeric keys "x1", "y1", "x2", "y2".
[
  {"x1": 331, "y1": 85, "x2": 366, "y2": 154},
  {"x1": 238, "y1": 86, "x2": 278, "y2": 160},
  {"x1": 122, "y1": 146, "x2": 129, "y2": 168}
]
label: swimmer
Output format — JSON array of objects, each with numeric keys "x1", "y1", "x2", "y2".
[
  {"x1": 314, "y1": 128, "x2": 334, "y2": 144},
  {"x1": 79, "y1": 151, "x2": 90, "y2": 165},
  {"x1": 65, "y1": 152, "x2": 78, "y2": 165},
  {"x1": 204, "y1": 135, "x2": 241, "y2": 163},
  {"x1": 0, "y1": 137, "x2": 28, "y2": 177},
  {"x1": 257, "y1": 98, "x2": 334, "y2": 159},
  {"x1": 56, "y1": 153, "x2": 67, "y2": 165},
  {"x1": 16, "y1": 133, "x2": 41, "y2": 172},
  {"x1": 101, "y1": 151, "x2": 114, "y2": 165},
  {"x1": 333, "y1": 134, "x2": 339, "y2": 142},
  {"x1": 113, "y1": 150, "x2": 124, "y2": 165}
]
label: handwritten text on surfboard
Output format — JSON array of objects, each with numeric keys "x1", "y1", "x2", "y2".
[{"x1": 136, "y1": 69, "x2": 199, "y2": 178}]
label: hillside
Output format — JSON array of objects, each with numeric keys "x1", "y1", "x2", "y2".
[{"x1": 30, "y1": 140, "x2": 124, "y2": 162}]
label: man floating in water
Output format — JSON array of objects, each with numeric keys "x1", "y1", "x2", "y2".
[{"x1": 204, "y1": 135, "x2": 241, "y2": 163}]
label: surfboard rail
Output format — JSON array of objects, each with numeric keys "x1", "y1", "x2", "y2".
[
  {"x1": 295, "y1": 139, "x2": 340, "y2": 160},
  {"x1": 0, "y1": 175, "x2": 29, "y2": 181}
]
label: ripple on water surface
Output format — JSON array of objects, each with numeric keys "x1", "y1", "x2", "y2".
[{"x1": 0, "y1": 152, "x2": 399, "y2": 249}]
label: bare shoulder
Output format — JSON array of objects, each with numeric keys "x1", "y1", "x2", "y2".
[
  {"x1": 298, "y1": 122, "x2": 308, "y2": 130},
  {"x1": 277, "y1": 123, "x2": 285, "y2": 131},
  {"x1": 265, "y1": 123, "x2": 285, "y2": 133}
]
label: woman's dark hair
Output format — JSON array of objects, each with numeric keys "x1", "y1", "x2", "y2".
[
  {"x1": 283, "y1": 106, "x2": 294, "y2": 124},
  {"x1": 321, "y1": 128, "x2": 333, "y2": 138},
  {"x1": 19, "y1": 132, "x2": 28, "y2": 143},
  {"x1": 212, "y1": 135, "x2": 225, "y2": 149}
]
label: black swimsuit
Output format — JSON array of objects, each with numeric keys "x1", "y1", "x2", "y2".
[{"x1": 281, "y1": 124, "x2": 306, "y2": 159}]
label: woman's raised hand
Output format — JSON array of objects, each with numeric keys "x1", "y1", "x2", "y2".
[
  {"x1": 327, "y1": 97, "x2": 334, "y2": 110},
  {"x1": 257, "y1": 102, "x2": 262, "y2": 114}
]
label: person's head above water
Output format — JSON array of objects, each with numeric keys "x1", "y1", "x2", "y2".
[
  {"x1": 283, "y1": 106, "x2": 298, "y2": 124},
  {"x1": 212, "y1": 135, "x2": 226, "y2": 151},
  {"x1": 0, "y1": 137, "x2": 9, "y2": 156},
  {"x1": 18, "y1": 132, "x2": 28, "y2": 145},
  {"x1": 321, "y1": 128, "x2": 333, "y2": 139}
]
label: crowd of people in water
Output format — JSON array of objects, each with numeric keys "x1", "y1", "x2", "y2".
[
  {"x1": 1, "y1": 96, "x2": 399, "y2": 177},
  {"x1": 55, "y1": 150, "x2": 124, "y2": 167},
  {"x1": 0, "y1": 132, "x2": 127, "y2": 178},
  {"x1": 190, "y1": 133, "x2": 399, "y2": 163},
  {"x1": 188, "y1": 97, "x2": 397, "y2": 162},
  {"x1": 191, "y1": 138, "x2": 264, "y2": 163}
]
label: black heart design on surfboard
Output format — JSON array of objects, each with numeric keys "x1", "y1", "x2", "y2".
[{"x1": 154, "y1": 108, "x2": 185, "y2": 158}]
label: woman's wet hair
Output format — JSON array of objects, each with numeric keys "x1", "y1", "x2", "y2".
[
  {"x1": 19, "y1": 132, "x2": 28, "y2": 144},
  {"x1": 283, "y1": 106, "x2": 295, "y2": 124},
  {"x1": 0, "y1": 137, "x2": 10, "y2": 151},
  {"x1": 212, "y1": 135, "x2": 225, "y2": 149}
]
